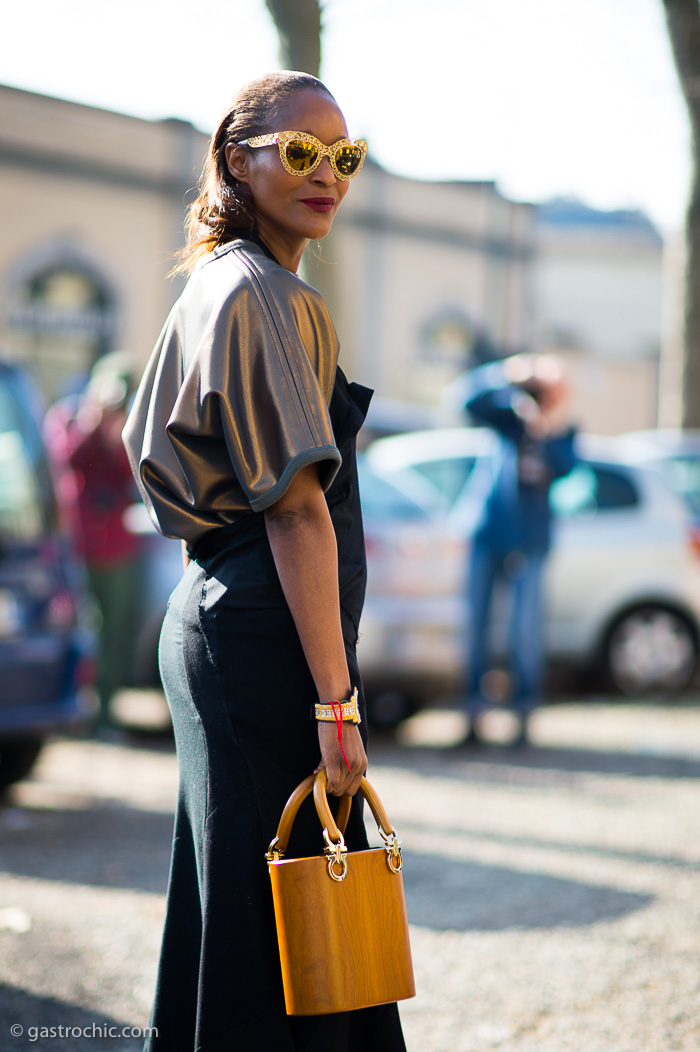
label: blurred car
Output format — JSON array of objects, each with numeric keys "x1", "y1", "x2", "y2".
[
  {"x1": 0, "y1": 359, "x2": 94, "y2": 788},
  {"x1": 122, "y1": 501, "x2": 182, "y2": 690},
  {"x1": 614, "y1": 429, "x2": 700, "y2": 519},
  {"x1": 358, "y1": 427, "x2": 700, "y2": 713},
  {"x1": 122, "y1": 427, "x2": 700, "y2": 727},
  {"x1": 355, "y1": 457, "x2": 447, "y2": 724}
]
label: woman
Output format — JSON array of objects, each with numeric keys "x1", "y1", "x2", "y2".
[{"x1": 123, "y1": 71, "x2": 407, "y2": 1052}]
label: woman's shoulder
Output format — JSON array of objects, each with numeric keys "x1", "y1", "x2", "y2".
[
  {"x1": 216, "y1": 241, "x2": 328, "y2": 319},
  {"x1": 181, "y1": 239, "x2": 337, "y2": 355},
  {"x1": 192, "y1": 239, "x2": 326, "y2": 313},
  {"x1": 167, "y1": 239, "x2": 338, "y2": 390}
]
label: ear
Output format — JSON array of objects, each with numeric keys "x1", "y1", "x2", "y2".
[{"x1": 225, "y1": 143, "x2": 249, "y2": 183}]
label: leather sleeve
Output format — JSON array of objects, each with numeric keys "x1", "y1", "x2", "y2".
[{"x1": 123, "y1": 242, "x2": 341, "y2": 542}]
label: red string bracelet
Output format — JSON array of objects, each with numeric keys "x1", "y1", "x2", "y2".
[{"x1": 329, "y1": 699, "x2": 352, "y2": 773}]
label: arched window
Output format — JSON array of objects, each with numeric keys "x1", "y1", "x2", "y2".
[{"x1": 5, "y1": 247, "x2": 117, "y2": 402}]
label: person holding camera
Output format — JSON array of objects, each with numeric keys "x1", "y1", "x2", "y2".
[{"x1": 461, "y1": 353, "x2": 577, "y2": 746}]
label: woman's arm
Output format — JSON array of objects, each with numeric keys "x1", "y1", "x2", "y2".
[{"x1": 264, "y1": 463, "x2": 367, "y2": 797}]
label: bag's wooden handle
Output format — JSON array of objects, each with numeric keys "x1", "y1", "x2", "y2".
[
  {"x1": 314, "y1": 770, "x2": 395, "y2": 844},
  {"x1": 271, "y1": 773, "x2": 353, "y2": 857},
  {"x1": 269, "y1": 770, "x2": 395, "y2": 859}
]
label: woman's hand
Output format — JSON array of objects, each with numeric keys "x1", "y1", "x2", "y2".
[{"x1": 315, "y1": 721, "x2": 367, "y2": 797}]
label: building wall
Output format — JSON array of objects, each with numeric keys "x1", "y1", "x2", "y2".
[
  {"x1": 0, "y1": 86, "x2": 667, "y2": 441},
  {"x1": 0, "y1": 85, "x2": 206, "y2": 400},
  {"x1": 535, "y1": 236, "x2": 662, "y2": 358},
  {"x1": 556, "y1": 348, "x2": 660, "y2": 437},
  {"x1": 533, "y1": 203, "x2": 664, "y2": 434},
  {"x1": 333, "y1": 163, "x2": 535, "y2": 405},
  {"x1": 0, "y1": 86, "x2": 537, "y2": 410},
  {"x1": 658, "y1": 231, "x2": 685, "y2": 428},
  {"x1": 0, "y1": 86, "x2": 536, "y2": 410}
]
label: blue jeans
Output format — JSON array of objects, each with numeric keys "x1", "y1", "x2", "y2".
[{"x1": 466, "y1": 540, "x2": 545, "y2": 715}]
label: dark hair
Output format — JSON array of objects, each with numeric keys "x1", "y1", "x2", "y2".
[{"x1": 174, "y1": 71, "x2": 335, "y2": 274}]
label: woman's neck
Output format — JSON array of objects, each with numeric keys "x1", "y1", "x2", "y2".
[{"x1": 254, "y1": 219, "x2": 308, "y2": 274}]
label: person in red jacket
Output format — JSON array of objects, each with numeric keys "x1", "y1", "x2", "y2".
[{"x1": 65, "y1": 357, "x2": 139, "y2": 730}]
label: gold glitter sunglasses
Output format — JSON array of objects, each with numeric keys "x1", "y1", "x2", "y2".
[{"x1": 236, "y1": 130, "x2": 367, "y2": 180}]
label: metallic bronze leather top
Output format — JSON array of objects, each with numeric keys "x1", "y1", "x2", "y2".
[{"x1": 122, "y1": 240, "x2": 341, "y2": 544}]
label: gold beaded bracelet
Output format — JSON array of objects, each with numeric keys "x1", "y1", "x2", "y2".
[{"x1": 314, "y1": 687, "x2": 361, "y2": 724}]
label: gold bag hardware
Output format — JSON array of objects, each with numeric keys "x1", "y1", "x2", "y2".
[{"x1": 266, "y1": 769, "x2": 416, "y2": 1016}]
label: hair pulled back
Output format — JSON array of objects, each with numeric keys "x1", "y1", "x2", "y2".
[{"x1": 175, "y1": 71, "x2": 335, "y2": 274}]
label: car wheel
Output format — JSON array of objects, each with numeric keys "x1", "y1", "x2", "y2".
[
  {"x1": 0, "y1": 739, "x2": 44, "y2": 790},
  {"x1": 603, "y1": 606, "x2": 698, "y2": 695}
]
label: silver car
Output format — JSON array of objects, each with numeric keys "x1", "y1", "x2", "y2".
[
  {"x1": 358, "y1": 428, "x2": 700, "y2": 714},
  {"x1": 614, "y1": 429, "x2": 700, "y2": 520}
]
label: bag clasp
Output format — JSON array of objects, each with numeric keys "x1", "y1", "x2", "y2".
[
  {"x1": 266, "y1": 836, "x2": 283, "y2": 862},
  {"x1": 380, "y1": 828, "x2": 403, "y2": 874},
  {"x1": 323, "y1": 827, "x2": 348, "y2": 881}
]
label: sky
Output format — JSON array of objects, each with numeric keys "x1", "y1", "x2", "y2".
[{"x1": 0, "y1": 0, "x2": 690, "y2": 234}]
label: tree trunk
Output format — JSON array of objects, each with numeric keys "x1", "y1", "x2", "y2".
[
  {"x1": 265, "y1": 0, "x2": 342, "y2": 332},
  {"x1": 663, "y1": 0, "x2": 700, "y2": 427},
  {"x1": 265, "y1": 0, "x2": 322, "y2": 75}
]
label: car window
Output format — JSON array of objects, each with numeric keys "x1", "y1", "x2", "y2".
[
  {"x1": 357, "y1": 459, "x2": 429, "y2": 521},
  {"x1": 550, "y1": 463, "x2": 638, "y2": 518},
  {"x1": 655, "y1": 456, "x2": 700, "y2": 517},
  {"x1": 0, "y1": 373, "x2": 55, "y2": 540},
  {"x1": 409, "y1": 456, "x2": 478, "y2": 508},
  {"x1": 594, "y1": 466, "x2": 639, "y2": 509}
]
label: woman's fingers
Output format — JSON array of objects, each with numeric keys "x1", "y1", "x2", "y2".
[{"x1": 317, "y1": 722, "x2": 367, "y2": 796}]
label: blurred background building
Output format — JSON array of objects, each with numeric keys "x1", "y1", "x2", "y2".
[
  {"x1": 326, "y1": 162, "x2": 535, "y2": 406},
  {"x1": 0, "y1": 85, "x2": 202, "y2": 403},
  {"x1": 534, "y1": 199, "x2": 664, "y2": 435},
  {"x1": 0, "y1": 83, "x2": 666, "y2": 434}
]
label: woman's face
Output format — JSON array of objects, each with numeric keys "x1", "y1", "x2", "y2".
[{"x1": 225, "y1": 89, "x2": 353, "y2": 268}]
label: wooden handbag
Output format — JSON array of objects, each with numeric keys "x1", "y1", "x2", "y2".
[{"x1": 266, "y1": 769, "x2": 416, "y2": 1016}]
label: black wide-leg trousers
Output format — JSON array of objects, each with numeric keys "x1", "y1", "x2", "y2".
[{"x1": 145, "y1": 524, "x2": 406, "y2": 1052}]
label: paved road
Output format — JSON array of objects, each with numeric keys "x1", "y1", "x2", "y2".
[{"x1": 1, "y1": 697, "x2": 699, "y2": 1051}]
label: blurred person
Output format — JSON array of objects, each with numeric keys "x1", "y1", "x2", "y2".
[
  {"x1": 42, "y1": 381, "x2": 84, "y2": 538},
  {"x1": 123, "y1": 73, "x2": 406, "y2": 1051},
  {"x1": 460, "y1": 353, "x2": 577, "y2": 745},
  {"x1": 62, "y1": 353, "x2": 139, "y2": 730}
]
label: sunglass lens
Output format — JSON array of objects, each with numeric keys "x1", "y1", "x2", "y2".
[
  {"x1": 285, "y1": 140, "x2": 318, "y2": 172},
  {"x1": 334, "y1": 146, "x2": 363, "y2": 176}
]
